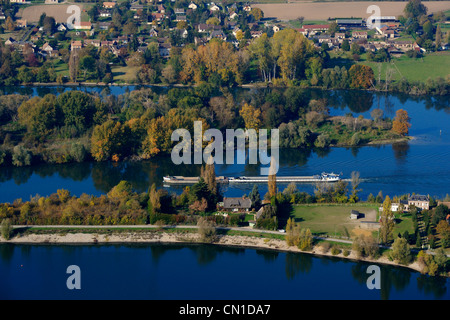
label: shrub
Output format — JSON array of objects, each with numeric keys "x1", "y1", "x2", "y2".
[
  {"x1": 12, "y1": 145, "x2": 32, "y2": 167},
  {"x1": 197, "y1": 217, "x2": 217, "y2": 243},
  {"x1": 343, "y1": 249, "x2": 350, "y2": 257},
  {"x1": 1, "y1": 219, "x2": 13, "y2": 240},
  {"x1": 69, "y1": 143, "x2": 87, "y2": 162},
  {"x1": 331, "y1": 246, "x2": 341, "y2": 255}
]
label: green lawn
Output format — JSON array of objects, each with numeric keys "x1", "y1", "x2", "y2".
[
  {"x1": 111, "y1": 65, "x2": 140, "y2": 83},
  {"x1": 393, "y1": 212, "x2": 414, "y2": 237},
  {"x1": 359, "y1": 51, "x2": 450, "y2": 82},
  {"x1": 291, "y1": 204, "x2": 379, "y2": 237}
]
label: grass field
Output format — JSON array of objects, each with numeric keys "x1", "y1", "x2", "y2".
[
  {"x1": 291, "y1": 204, "x2": 379, "y2": 237},
  {"x1": 111, "y1": 65, "x2": 140, "y2": 83},
  {"x1": 291, "y1": 204, "x2": 415, "y2": 240},
  {"x1": 360, "y1": 51, "x2": 450, "y2": 82},
  {"x1": 329, "y1": 51, "x2": 450, "y2": 82}
]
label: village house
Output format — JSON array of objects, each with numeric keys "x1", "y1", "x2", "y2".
[
  {"x1": 232, "y1": 27, "x2": 241, "y2": 37},
  {"x1": 295, "y1": 28, "x2": 308, "y2": 36},
  {"x1": 209, "y1": 3, "x2": 221, "y2": 12},
  {"x1": 57, "y1": 23, "x2": 67, "y2": 32},
  {"x1": 73, "y1": 21, "x2": 92, "y2": 30},
  {"x1": 45, "y1": 0, "x2": 58, "y2": 4},
  {"x1": 5, "y1": 37, "x2": 16, "y2": 46},
  {"x1": 99, "y1": 10, "x2": 112, "y2": 18},
  {"x1": 103, "y1": 2, "x2": 116, "y2": 9},
  {"x1": 220, "y1": 197, "x2": 252, "y2": 213},
  {"x1": 84, "y1": 39, "x2": 101, "y2": 48},
  {"x1": 388, "y1": 40, "x2": 414, "y2": 51},
  {"x1": 70, "y1": 40, "x2": 83, "y2": 51},
  {"x1": 0, "y1": 10, "x2": 5, "y2": 20},
  {"x1": 10, "y1": 0, "x2": 26, "y2": 3},
  {"x1": 17, "y1": 19, "x2": 27, "y2": 28},
  {"x1": 149, "y1": 27, "x2": 158, "y2": 37},
  {"x1": 152, "y1": 12, "x2": 164, "y2": 22},
  {"x1": 408, "y1": 194, "x2": 430, "y2": 211},
  {"x1": 188, "y1": 2, "x2": 197, "y2": 10},
  {"x1": 158, "y1": 42, "x2": 171, "y2": 58},
  {"x1": 175, "y1": 15, "x2": 187, "y2": 22},
  {"x1": 209, "y1": 30, "x2": 226, "y2": 41},
  {"x1": 174, "y1": 8, "x2": 185, "y2": 15},
  {"x1": 336, "y1": 18, "x2": 363, "y2": 29},
  {"x1": 30, "y1": 34, "x2": 40, "y2": 42},
  {"x1": 302, "y1": 24, "x2": 329, "y2": 35},
  {"x1": 251, "y1": 30, "x2": 263, "y2": 38},
  {"x1": 96, "y1": 21, "x2": 112, "y2": 31},
  {"x1": 334, "y1": 32, "x2": 345, "y2": 40},
  {"x1": 352, "y1": 31, "x2": 368, "y2": 39},
  {"x1": 198, "y1": 23, "x2": 221, "y2": 33},
  {"x1": 229, "y1": 11, "x2": 238, "y2": 20},
  {"x1": 243, "y1": 5, "x2": 251, "y2": 12},
  {"x1": 130, "y1": 3, "x2": 144, "y2": 11}
]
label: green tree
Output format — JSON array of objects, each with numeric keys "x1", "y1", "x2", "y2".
[
  {"x1": 342, "y1": 39, "x2": 350, "y2": 51},
  {"x1": 79, "y1": 55, "x2": 96, "y2": 80},
  {"x1": 436, "y1": 220, "x2": 450, "y2": 247},
  {"x1": 1, "y1": 219, "x2": 12, "y2": 240},
  {"x1": 390, "y1": 237, "x2": 412, "y2": 265},
  {"x1": 380, "y1": 195, "x2": 394, "y2": 244},
  {"x1": 12, "y1": 145, "x2": 32, "y2": 167},
  {"x1": 249, "y1": 184, "x2": 261, "y2": 210},
  {"x1": 57, "y1": 91, "x2": 96, "y2": 133},
  {"x1": 18, "y1": 94, "x2": 60, "y2": 138}
]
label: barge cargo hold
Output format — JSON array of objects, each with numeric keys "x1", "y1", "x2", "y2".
[{"x1": 163, "y1": 172, "x2": 341, "y2": 185}]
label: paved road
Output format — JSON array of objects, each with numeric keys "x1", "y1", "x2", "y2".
[{"x1": 20, "y1": 24, "x2": 36, "y2": 42}]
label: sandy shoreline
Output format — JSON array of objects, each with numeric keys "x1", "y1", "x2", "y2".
[{"x1": 0, "y1": 231, "x2": 425, "y2": 275}]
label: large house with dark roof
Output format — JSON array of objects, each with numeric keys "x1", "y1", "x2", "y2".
[{"x1": 220, "y1": 197, "x2": 252, "y2": 213}]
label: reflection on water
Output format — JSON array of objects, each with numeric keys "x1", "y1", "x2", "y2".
[
  {"x1": 0, "y1": 87, "x2": 449, "y2": 203},
  {"x1": 285, "y1": 252, "x2": 313, "y2": 279},
  {"x1": 0, "y1": 243, "x2": 448, "y2": 300}
]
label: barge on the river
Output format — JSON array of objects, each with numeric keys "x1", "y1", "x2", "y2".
[{"x1": 163, "y1": 172, "x2": 341, "y2": 185}]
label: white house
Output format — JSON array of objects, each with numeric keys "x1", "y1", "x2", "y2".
[
  {"x1": 188, "y1": 2, "x2": 197, "y2": 10},
  {"x1": 57, "y1": 23, "x2": 67, "y2": 32},
  {"x1": 209, "y1": 3, "x2": 220, "y2": 12}
]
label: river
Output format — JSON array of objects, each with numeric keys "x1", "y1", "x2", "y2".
[
  {"x1": 0, "y1": 243, "x2": 448, "y2": 300},
  {"x1": 0, "y1": 86, "x2": 449, "y2": 203},
  {"x1": 0, "y1": 86, "x2": 449, "y2": 300}
]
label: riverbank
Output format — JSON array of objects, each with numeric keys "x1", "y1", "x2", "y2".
[{"x1": 0, "y1": 227, "x2": 429, "y2": 276}]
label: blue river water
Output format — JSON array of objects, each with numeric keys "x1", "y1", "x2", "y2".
[
  {"x1": 0, "y1": 243, "x2": 449, "y2": 300},
  {"x1": 0, "y1": 87, "x2": 449, "y2": 300},
  {"x1": 1, "y1": 87, "x2": 449, "y2": 203}
]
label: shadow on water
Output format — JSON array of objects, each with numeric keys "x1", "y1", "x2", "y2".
[
  {"x1": 350, "y1": 261, "x2": 447, "y2": 300},
  {"x1": 285, "y1": 252, "x2": 313, "y2": 280}
]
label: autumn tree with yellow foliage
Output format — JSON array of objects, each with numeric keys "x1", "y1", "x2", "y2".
[{"x1": 239, "y1": 103, "x2": 262, "y2": 132}]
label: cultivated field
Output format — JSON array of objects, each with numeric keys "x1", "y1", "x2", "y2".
[
  {"x1": 18, "y1": 3, "x2": 91, "y2": 23},
  {"x1": 256, "y1": 1, "x2": 450, "y2": 20}
]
